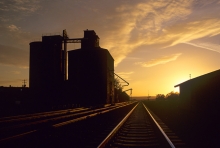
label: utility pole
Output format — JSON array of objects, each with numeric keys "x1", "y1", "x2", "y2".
[
  {"x1": 63, "y1": 30, "x2": 68, "y2": 81},
  {"x1": 62, "y1": 29, "x2": 84, "y2": 80},
  {"x1": 147, "y1": 90, "x2": 150, "y2": 101}
]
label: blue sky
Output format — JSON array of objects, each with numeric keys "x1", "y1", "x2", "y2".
[{"x1": 1, "y1": 0, "x2": 220, "y2": 96}]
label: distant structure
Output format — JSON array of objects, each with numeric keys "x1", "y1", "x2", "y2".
[
  {"x1": 29, "y1": 30, "x2": 115, "y2": 106},
  {"x1": 175, "y1": 69, "x2": 220, "y2": 111},
  {"x1": 0, "y1": 86, "x2": 29, "y2": 116}
]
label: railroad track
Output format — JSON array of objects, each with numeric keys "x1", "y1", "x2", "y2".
[
  {"x1": 98, "y1": 102, "x2": 187, "y2": 148},
  {"x1": 1, "y1": 101, "x2": 187, "y2": 147},
  {"x1": 0, "y1": 101, "x2": 136, "y2": 147}
]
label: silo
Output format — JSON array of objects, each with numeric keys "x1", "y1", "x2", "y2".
[
  {"x1": 68, "y1": 30, "x2": 114, "y2": 106},
  {"x1": 29, "y1": 35, "x2": 64, "y2": 102},
  {"x1": 29, "y1": 41, "x2": 42, "y2": 89}
]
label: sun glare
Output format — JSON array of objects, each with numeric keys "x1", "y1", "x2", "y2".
[{"x1": 174, "y1": 86, "x2": 179, "y2": 93}]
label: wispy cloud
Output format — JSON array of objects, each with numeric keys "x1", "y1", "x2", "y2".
[
  {"x1": 0, "y1": 0, "x2": 40, "y2": 48},
  {"x1": 0, "y1": 24, "x2": 33, "y2": 49},
  {"x1": 184, "y1": 42, "x2": 220, "y2": 53},
  {"x1": 164, "y1": 18, "x2": 220, "y2": 46},
  {"x1": 1, "y1": 0, "x2": 220, "y2": 68},
  {"x1": 117, "y1": 72, "x2": 134, "y2": 75},
  {"x1": 8, "y1": 24, "x2": 19, "y2": 31},
  {"x1": 0, "y1": 0, "x2": 41, "y2": 12},
  {"x1": 0, "y1": 44, "x2": 28, "y2": 68},
  {"x1": 101, "y1": 0, "x2": 220, "y2": 66},
  {"x1": 0, "y1": 0, "x2": 41, "y2": 24},
  {"x1": 11, "y1": 71, "x2": 21, "y2": 74},
  {"x1": 116, "y1": 71, "x2": 134, "y2": 80},
  {"x1": 102, "y1": 0, "x2": 192, "y2": 65},
  {"x1": 136, "y1": 53, "x2": 182, "y2": 67}
]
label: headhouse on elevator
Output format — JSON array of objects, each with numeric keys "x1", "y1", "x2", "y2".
[{"x1": 29, "y1": 30, "x2": 114, "y2": 106}]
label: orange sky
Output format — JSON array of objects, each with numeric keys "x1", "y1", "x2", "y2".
[{"x1": 1, "y1": 0, "x2": 220, "y2": 96}]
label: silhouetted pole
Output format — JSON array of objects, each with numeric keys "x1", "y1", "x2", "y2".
[{"x1": 63, "y1": 30, "x2": 68, "y2": 80}]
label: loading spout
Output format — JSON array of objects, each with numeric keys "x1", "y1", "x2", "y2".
[{"x1": 114, "y1": 73, "x2": 129, "y2": 87}]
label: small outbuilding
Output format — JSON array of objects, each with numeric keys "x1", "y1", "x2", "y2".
[{"x1": 175, "y1": 69, "x2": 220, "y2": 111}]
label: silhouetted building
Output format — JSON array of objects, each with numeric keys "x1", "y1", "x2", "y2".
[
  {"x1": 30, "y1": 35, "x2": 63, "y2": 89},
  {"x1": 0, "y1": 86, "x2": 29, "y2": 102},
  {"x1": 175, "y1": 69, "x2": 220, "y2": 111},
  {"x1": 0, "y1": 86, "x2": 30, "y2": 116},
  {"x1": 81, "y1": 30, "x2": 100, "y2": 49},
  {"x1": 29, "y1": 30, "x2": 115, "y2": 107},
  {"x1": 68, "y1": 30, "x2": 114, "y2": 106},
  {"x1": 29, "y1": 35, "x2": 64, "y2": 101},
  {"x1": 29, "y1": 41, "x2": 42, "y2": 89}
]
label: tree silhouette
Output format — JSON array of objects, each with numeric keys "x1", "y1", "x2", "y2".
[
  {"x1": 165, "y1": 91, "x2": 179, "y2": 101},
  {"x1": 156, "y1": 94, "x2": 165, "y2": 101}
]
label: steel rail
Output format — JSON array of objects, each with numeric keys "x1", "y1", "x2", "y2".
[
  {"x1": 0, "y1": 102, "x2": 136, "y2": 144},
  {"x1": 0, "y1": 102, "x2": 131, "y2": 124},
  {"x1": 0, "y1": 108, "x2": 86, "y2": 122},
  {"x1": 0, "y1": 102, "x2": 134, "y2": 132},
  {"x1": 143, "y1": 103, "x2": 175, "y2": 148},
  {"x1": 97, "y1": 102, "x2": 138, "y2": 148},
  {"x1": 53, "y1": 102, "x2": 136, "y2": 128},
  {"x1": 0, "y1": 108, "x2": 88, "y2": 123},
  {"x1": 0, "y1": 130, "x2": 37, "y2": 143}
]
